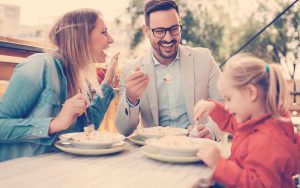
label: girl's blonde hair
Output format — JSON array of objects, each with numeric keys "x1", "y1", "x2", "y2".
[
  {"x1": 49, "y1": 8, "x2": 102, "y2": 97},
  {"x1": 224, "y1": 53, "x2": 289, "y2": 118}
]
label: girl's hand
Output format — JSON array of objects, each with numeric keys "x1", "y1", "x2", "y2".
[
  {"x1": 48, "y1": 93, "x2": 88, "y2": 134},
  {"x1": 194, "y1": 100, "x2": 216, "y2": 121},
  {"x1": 188, "y1": 124, "x2": 211, "y2": 139},
  {"x1": 197, "y1": 143, "x2": 221, "y2": 168},
  {"x1": 103, "y1": 52, "x2": 120, "y2": 86}
]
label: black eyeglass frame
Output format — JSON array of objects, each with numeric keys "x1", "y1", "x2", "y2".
[{"x1": 147, "y1": 25, "x2": 182, "y2": 38}]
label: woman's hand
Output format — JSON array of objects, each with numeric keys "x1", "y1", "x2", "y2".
[
  {"x1": 194, "y1": 100, "x2": 216, "y2": 121},
  {"x1": 197, "y1": 143, "x2": 221, "y2": 168},
  {"x1": 102, "y1": 52, "x2": 120, "y2": 86},
  {"x1": 48, "y1": 93, "x2": 88, "y2": 134}
]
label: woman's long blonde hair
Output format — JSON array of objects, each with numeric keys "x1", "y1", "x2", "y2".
[
  {"x1": 224, "y1": 54, "x2": 289, "y2": 118},
  {"x1": 49, "y1": 8, "x2": 102, "y2": 98}
]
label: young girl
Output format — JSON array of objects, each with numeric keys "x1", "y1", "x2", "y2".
[
  {"x1": 194, "y1": 54, "x2": 300, "y2": 187},
  {"x1": 0, "y1": 9, "x2": 118, "y2": 161}
]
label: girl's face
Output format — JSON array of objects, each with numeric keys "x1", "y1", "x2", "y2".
[
  {"x1": 90, "y1": 16, "x2": 114, "y2": 63},
  {"x1": 217, "y1": 76, "x2": 255, "y2": 123}
]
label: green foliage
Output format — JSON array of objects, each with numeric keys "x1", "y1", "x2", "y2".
[
  {"x1": 131, "y1": 28, "x2": 143, "y2": 49},
  {"x1": 180, "y1": 5, "x2": 225, "y2": 63},
  {"x1": 235, "y1": 1, "x2": 300, "y2": 73},
  {"x1": 122, "y1": 0, "x2": 144, "y2": 49}
]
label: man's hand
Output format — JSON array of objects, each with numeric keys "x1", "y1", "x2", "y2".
[{"x1": 125, "y1": 66, "x2": 149, "y2": 104}]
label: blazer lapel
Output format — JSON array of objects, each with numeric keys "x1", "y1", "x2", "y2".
[
  {"x1": 179, "y1": 46, "x2": 194, "y2": 121},
  {"x1": 143, "y1": 52, "x2": 159, "y2": 126}
]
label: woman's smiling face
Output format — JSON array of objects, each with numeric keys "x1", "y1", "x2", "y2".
[{"x1": 90, "y1": 16, "x2": 114, "y2": 63}]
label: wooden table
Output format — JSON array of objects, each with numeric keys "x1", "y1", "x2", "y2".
[{"x1": 0, "y1": 143, "x2": 217, "y2": 188}]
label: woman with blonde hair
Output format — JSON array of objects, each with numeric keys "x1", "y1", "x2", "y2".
[
  {"x1": 0, "y1": 8, "x2": 118, "y2": 161},
  {"x1": 194, "y1": 54, "x2": 300, "y2": 187}
]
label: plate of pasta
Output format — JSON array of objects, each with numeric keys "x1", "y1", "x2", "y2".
[
  {"x1": 59, "y1": 129, "x2": 125, "y2": 149},
  {"x1": 127, "y1": 134, "x2": 147, "y2": 145},
  {"x1": 134, "y1": 126, "x2": 188, "y2": 139},
  {"x1": 140, "y1": 145, "x2": 201, "y2": 163},
  {"x1": 55, "y1": 140, "x2": 129, "y2": 156},
  {"x1": 145, "y1": 135, "x2": 217, "y2": 157}
]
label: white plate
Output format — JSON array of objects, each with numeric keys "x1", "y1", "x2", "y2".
[
  {"x1": 127, "y1": 134, "x2": 147, "y2": 145},
  {"x1": 146, "y1": 136, "x2": 217, "y2": 157},
  {"x1": 59, "y1": 132, "x2": 125, "y2": 149},
  {"x1": 140, "y1": 145, "x2": 201, "y2": 163},
  {"x1": 135, "y1": 127, "x2": 188, "y2": 139},
  {"x1": 55, "y1": 141, "x2": 129, "y2": 156}
]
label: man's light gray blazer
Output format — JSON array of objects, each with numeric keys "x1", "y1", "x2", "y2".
[{"x1": 115, "y1": 45, "x2": 223, "y2": 138}]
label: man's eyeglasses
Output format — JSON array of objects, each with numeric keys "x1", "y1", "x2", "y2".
[{"x1": 147, "y1": 25, "x2": 182, "y2": 38}]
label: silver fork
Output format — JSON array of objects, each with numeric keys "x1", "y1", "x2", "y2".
[
  {"x1": 85, "y1": 92, "x2": 94, "y2": 126},
  {"x1": 186, "y1": 119, "x2": 199, "y2": 129}
]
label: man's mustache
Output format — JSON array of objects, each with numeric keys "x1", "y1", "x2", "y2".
[{"x1": 159, "y1": 39, "x2": 177, "y2": 45}]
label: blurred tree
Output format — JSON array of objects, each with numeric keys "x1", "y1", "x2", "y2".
[
  {"x1": 180, "y1": 2, "x2": 225, "y2": 63},
  {"x1": 124, "y1": 0, "x2": 144, "y2": 49},
  {"x1": 231, "y1": 1, "x2": 299, "y2": 76}
]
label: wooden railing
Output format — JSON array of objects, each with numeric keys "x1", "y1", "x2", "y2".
[
  {"x1": 0, "y1": 36, "x2": 47, "y2": 57},
  {"x1": 0, "y1": 36, "x2": 49, "y2": 81},
  {"x1": 0, "y1": 55, "x2": 23, "y2": 81}
]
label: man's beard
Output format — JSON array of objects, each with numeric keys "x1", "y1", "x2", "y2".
[{"x1": 151, "y1": 39, "x2": 179, "y2": 59}]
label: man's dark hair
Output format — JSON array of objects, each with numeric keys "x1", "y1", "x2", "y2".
[{"x1": 144, "y1": 0, "x2": 179, "y2": 26}]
